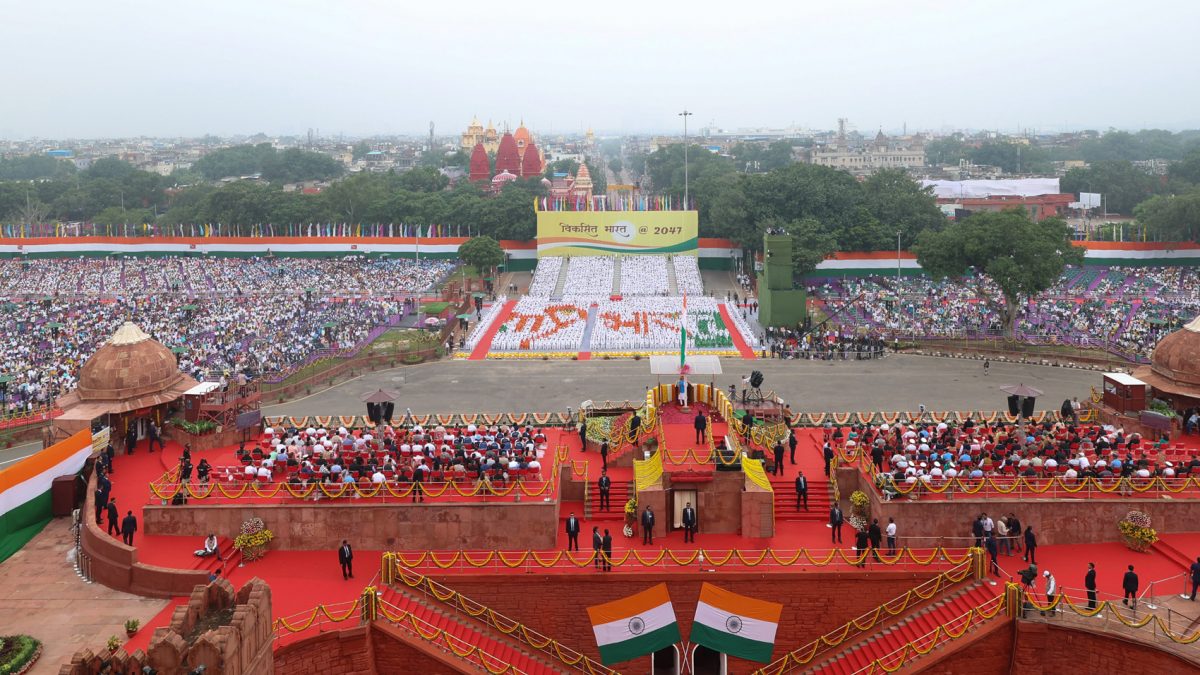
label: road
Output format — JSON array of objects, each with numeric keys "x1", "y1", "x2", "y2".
[{"x1": 261, "y1": 354, "x2": 1102, "y2": 417}]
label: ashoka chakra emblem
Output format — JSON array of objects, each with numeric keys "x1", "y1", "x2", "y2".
[
  {"x1": 726, "y1": 615, "x2": 744, "y2": 633},
  {"x1": 628, "y1": 617, "x2": 646, "y2": 635}
]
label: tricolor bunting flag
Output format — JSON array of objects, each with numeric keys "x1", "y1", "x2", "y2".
[
  {"x1": 587, "y1": 584, "x2": 680, "y2": 665},
  {"x1": 689, "y1": 583, "x2": 783, "y2": 663}
]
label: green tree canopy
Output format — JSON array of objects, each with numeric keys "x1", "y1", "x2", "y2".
[
  {"x1": 193, "y1": 143, "x2": 343, "y2": 183},
  {"x1": 915, "y1": 209, "x2": 1084, "y2": 337},
  {"x1": 1061, "y1": 160, "x2": 1159, "y2": 215},
  {"x1": 0, "y1": 155, "x2": 77, "y2": 181},
  {"x1": 1133, "y1": 189, "x2": 1200, "y2": 243},
  {"x1": 457, "y1": 235, "x2": 505, "y2": 275}
]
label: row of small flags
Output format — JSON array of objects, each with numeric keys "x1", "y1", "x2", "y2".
[
  {"x1": 588, "y1": 583, "x2": 782, "y2": 665},
  {"x1": 0, "y1": 222, "x2": 470, "y2": 239},
  {"x1": 535, "y1": 195, "x2": 695, "y2": 212}
]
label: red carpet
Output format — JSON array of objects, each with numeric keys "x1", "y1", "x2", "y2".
[
  {"x1": 815, "y1": 584, "x2": 1000, "y2": 674},
  {"x1": 468, "y1": 299, "x2": 516, "y2": 360},
  {"x1": 577, "y1": 351, "x2": 591, "y2": 360},
  {"x1": 719, "y1": 303, "x2": 757, "y2": 359}
]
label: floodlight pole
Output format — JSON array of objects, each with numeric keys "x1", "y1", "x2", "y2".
[{"x1": 679, "y1": 110, "x2": 692, "y2": 207}]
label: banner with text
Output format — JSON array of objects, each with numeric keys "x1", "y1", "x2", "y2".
[{"x1": 536, "y1": 211, "x2": 698, "y2": 257}]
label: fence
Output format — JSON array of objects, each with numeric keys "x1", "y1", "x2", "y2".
[
  {"x1": 753, "y1": 557, "x2": 979, "y2": 674},
  {"x1": 385, "y1": 560, "x2": 617, "y2": 675},
  {"x1": 379, "y1": 546, "x2": 975, "y2": 575}
]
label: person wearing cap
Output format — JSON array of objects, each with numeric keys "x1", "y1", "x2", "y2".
[{"x1": 1041, "y1": 569, "x2": 1058, "y2": 616}]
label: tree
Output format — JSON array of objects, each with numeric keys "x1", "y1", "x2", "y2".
[
  {"x1": 1061, "y1": 160, "x2": 1158, "y2": 215},
  {"x1": 1134, "y1": 189, "x2": 1200, "y2": 242},
  {"x1": 765, "y1": 217, "x2": 837, "y2": 280},
  {"x1": 968, "y1": 142, "x2": 1051, "y2": 174},
  {"x1": 457, "y1": 236, "x2": 505, "y2": 275},
  {"x1": 352, "y1": 141, "x2": 371, "y2": 161},
  {"x1": 861, "y1": 169, "x2": 947, "y2": 248},
  {"x1": 924, "y1": 136, "x2": 969, "y2": 166},
  {"x1": 915, "y1": 209, "x2": 1084, "y2": 338},
  {"x1": 1170, "y1": 148, "x2": 1200, "y2": 185}
]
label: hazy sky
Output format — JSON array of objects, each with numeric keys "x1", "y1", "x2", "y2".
[{"x1": 2, "y1": 0, "x2": 1197, "y2": 139}]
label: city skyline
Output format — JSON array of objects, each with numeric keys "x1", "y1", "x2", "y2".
[{"x1": 1, "y1": 0, "x2": 1197, "y2": 139}]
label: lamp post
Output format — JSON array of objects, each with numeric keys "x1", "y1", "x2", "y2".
[{"x1": 679, "y1": 110, "x2": 693, "y2": 207}]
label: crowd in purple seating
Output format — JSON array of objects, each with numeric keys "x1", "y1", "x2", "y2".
[
  {"x1": 0, "y1": 256, "x2": 453, "y2": 416},
  {"x1": 807, "y1": 266, "x2": 1200, "y2": 359}
]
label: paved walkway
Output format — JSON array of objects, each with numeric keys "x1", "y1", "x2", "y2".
[
  {"x1": 0, "y1": 520, "x2": 167, "y2": 673},
  {"x1": 261, "y1": 353, "x2": 1102, "y2": 417}
]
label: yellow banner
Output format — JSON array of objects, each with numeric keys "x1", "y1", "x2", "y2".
[{"x1": 536, "y1": 211, "x2": 698, "y2": 257}]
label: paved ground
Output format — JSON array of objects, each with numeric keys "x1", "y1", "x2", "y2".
[
  {"x1": 0, "y1": 440, "x2": 46, "y2": 468},
  {"x1": 0, "y1": 520, "x2": 167, "y2": 673},
  {"x1": 262, "y1": 354, "x2": 1102, "y2": 417}
]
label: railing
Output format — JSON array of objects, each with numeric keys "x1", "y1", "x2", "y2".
[
  {"x1": 380, "y1": 546, "x2": 975, "y2": 575},
  {"x1": 273, "y1": 599, "x2": 364, "y2": 644},
  {"x1": 1020, "y1": 583, "x2": 1200, "y2": 651},
  {"x1": 850, "y1": 589, "x2": 1008, "y2": 674},
  {"x1": 0, "y1": 405, "x2": 62, "y2": 431},
  {"x1": 148, "y1": 474, "x2": 557, "y2": 503},
  {"x1": 376, "y1": 596, "x2": 540, "y2": 675},
  {"x1": 753, "y1": 557, "x2": 978, "y2": 674},
  {"x1": 386, "y1": 560, "x2": 617, "y2": 675}
]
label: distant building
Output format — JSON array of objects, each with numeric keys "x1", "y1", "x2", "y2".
[
  {"x1": 808, "y1": 130, "x2": 926, "y2": 175},
  {"x1": 460, "y1": 117, "x2": 499, "y2": 154}
]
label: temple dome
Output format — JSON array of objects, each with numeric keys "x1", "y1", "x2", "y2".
[
  {"x1": 520, "y1": 141, "x2": 543, "y2": 177},
  {"x1": 514, "y1": 122, "x2": 532, "y2": 150},
  {"x1": 77, "y1": 322, "x2": 187, "y2": 401}
]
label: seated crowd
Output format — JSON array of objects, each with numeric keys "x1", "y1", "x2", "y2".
[
  {"x1": 825, "y1": 417, "x2": 1199, "y2": 496},
  {"x1": 189, "y1": 422, "x2": 552, "y2": 498},
  {"x1": 806, "y1": 266, "x2": 1200, "y2": 358},
  {"x1": 0, "y1": 256, "x2": 452, "y2": 416}
]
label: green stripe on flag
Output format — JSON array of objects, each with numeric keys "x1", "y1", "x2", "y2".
[
  {"x1": 689, "y1": 621, "x2": 775, "y2": 663},
  {"x1": 597, "y1": 622, "x2": 681, "y2": 665}
]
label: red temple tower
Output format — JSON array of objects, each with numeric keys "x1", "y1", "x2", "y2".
[
  {"x1": 494, "y1": 132, "x2": 521, "y2": 176},
  {"x1": 520, "y1": 141, "x2": 543, "y2": 177},
  {"x1": 468, "y1": 143, "x2": 490, "y2": 182}
]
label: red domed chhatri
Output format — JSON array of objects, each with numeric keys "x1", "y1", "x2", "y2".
[
  {"x1": 1134, "y1": 314, "x2": 1200, "y2": 404},
  {"x1": 76, "y1": 323, "x2": 188, "y2": 401},
  {"x1": 494, "y1": 132, "x2": 521, "y2": 176},
  {"x1": 468, "y1": 142, "x2": 491, "y2": 182}
]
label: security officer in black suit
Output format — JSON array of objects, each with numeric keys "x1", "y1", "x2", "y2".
[
  {"x1": 565, "y1": 512, "x2": 581, "y2": 551},
  {"x1": 641, "y1": 506, "x2": 656, "y2": 545},
  {"x1": 681, "y1": 502, "x2": 697, "y2": 543},
  {"x1": 597, "y1": 470, "x2": 611, "y2": 511}
]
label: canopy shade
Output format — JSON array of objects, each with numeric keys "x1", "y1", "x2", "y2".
[
  {"x1": 1000, "y1": 384, "x2": 1044, "y2": 397},
  {"x1": 360, "y1": 388, "x2": 401, "y2": 403}
]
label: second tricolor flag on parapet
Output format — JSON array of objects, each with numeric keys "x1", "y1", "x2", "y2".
[
  {"x1": 587, "y1": 583, "x2": 681, "y2": 665},
  {"x1": 690, "y1": 583, "x2": 783, "y2": 663}
]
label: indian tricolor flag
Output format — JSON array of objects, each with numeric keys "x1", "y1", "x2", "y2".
[
  {"x1": 690, "y1": 583, "x2": 783, "y2": 663},
  {"x1": 587, "y1": 583, "x2": 681, "y2": 665},
  {"x1": 0, "y1": 428, "x2": 95, "y2": 562}
]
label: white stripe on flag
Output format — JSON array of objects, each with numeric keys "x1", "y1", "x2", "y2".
[
  {"x1": 694, "y1": 601, "x2": 778, "y2": 644},
  {"x1": 593, "y1": 602, "x2": 677, "y2": 647}
]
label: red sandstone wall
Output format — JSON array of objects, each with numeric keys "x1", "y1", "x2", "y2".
[
  {"x1": 1010, "y1": 621, "x2": 1200, "y2": 674},
  {"x1": 143, "y1": 499, "x2": 558, "y2": 551},
  {"x1": 370, "y1": 622, "x2": 475, "y2": 673},
  {"x1": 81, "y1": 471, "x2": 211, "y2": 597},
  {"x1": 274, "y1": 627, "x2": 372, "y2": 675},
  {"x1": 432, "y1": 571, "x2": 938, "y2": 668},
  {"x1": 868, "y1": 493, "x2": 1200, "y2": 546},
  {"x1": 915, "y1": 619, "x2": 1014, "y2": 674}
]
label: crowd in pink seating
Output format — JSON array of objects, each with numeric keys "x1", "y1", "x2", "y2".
[{"x1": 196, "y1": 422, "x2": 551, "y2": 499}]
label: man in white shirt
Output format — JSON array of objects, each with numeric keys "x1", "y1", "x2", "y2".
[
  {"x1": 885, "y1": 518, "x2": 897, "y2": 555},
  {"x1": 1042, "y1": 570, "x2": 1058, "y2": 616}
]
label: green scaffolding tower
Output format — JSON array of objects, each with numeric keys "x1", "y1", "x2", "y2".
[{"x1": 756, "y1": 233, "x2": 807, "y2": 329}]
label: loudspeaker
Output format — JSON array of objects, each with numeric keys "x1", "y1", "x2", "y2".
[
  {"x1": 1021, "y1": 397, "x2": 1036, "y2": 418},
  {"x1": 382, "y1": 402, "x2": 395, "y2": 422},
  {"x1": 1007, "y1": 395, "x2": 1020, "y2": 416},
  {"x1": 366, "y1": 403, "x2": 381, "y2": 424}
]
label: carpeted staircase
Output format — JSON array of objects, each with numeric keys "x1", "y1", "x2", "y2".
[
  {"x1": 769, "y1": 473, "x2": 832, "y2": 522},
  {"x1": 811, "y1": 583, "x2": 999, "y2": 674},
  {"x1": 378, "y1": 584, "x2": 566, "y2": 674}
]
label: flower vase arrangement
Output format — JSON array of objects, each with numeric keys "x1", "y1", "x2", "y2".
[
  {"x1": 124, "y1": 619, "x2": 139, "y2": 637},
  {"x1": 1117, "y1": 510, "x2": 1158, "y2": 552},
  {"x1": 233, "y1": 517, "x2": 275, "y2": 562},
  {"x1": 106, "y1": 636, "x2": 121, "y2": 653},
  {"x1": 623, "y1": 497, "x2": 638, "y2": 537},
  {"x1": 849, "y1": 490, "x2": 871, "y2": 521}
]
